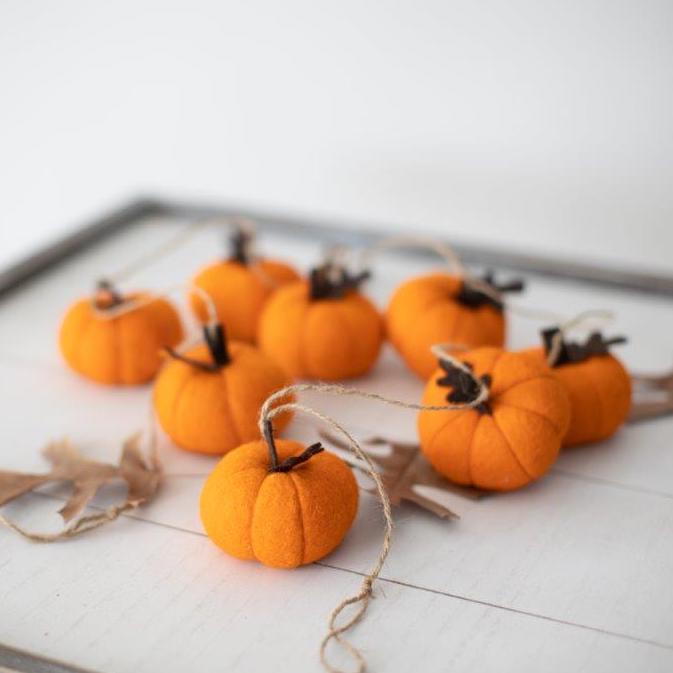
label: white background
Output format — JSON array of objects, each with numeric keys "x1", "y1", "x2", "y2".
[{"x1": 1, "y1": 0, "x2": 672, "y2": 272}]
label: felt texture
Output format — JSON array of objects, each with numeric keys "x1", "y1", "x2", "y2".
[
  {"x1": 522, "y1": 347, "x2": 632, "y2": 447},
  {"x1": 200, "y1": 439, "x2": 359, "y2": 568},
  {"x1": 153, "y1": 341, "x2": 293, "y2": 455},
  {"x1": 191, "y1": 258, "x2": 300, "y2": 343},
  {"x1": 59, "y1": 293, "x2": 183, "y2": 385},
  {"x1": 418, "y1": 347, "x2": 571, "y2": 491},
  {"x1": 257, "y1": 280, "x2": 384, "y2": 380},
  {"x1": 385, "y1": 273, "x2": 505, "y2": 379}
]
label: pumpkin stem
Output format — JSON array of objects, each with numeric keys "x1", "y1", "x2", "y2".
[
  {"x1": 436, "y1": 359, "x2": 492, "y2": 414},
  {"x1": 542, "y1": 327, "x2": 627, "y2": 367},
  {"x1": 309, "y1": 263, "x2": 371, "y2": 301},
  {"x1": 203, "y1": 323, "x2": 231, "y2": 367},
  {"x1": 229, "y1": 228, "x2": 253, "y2": 265},
  {"x1": 94, "y1": 279, "x2": 125, "y2": 309},
  {"x1": 263, "y1": 419, "x2": 324, "y2": 472},
  {"x1": 457, "y1": 271, "x2": 524, "y2": 311},
  {"x1": 163, "y1": 323, "x2": 231, "y2": 372}
]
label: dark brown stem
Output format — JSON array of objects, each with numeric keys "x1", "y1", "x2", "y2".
[
  {"x1": 309, "y1": 264, "x2": 370, "y2": 300},
  {"x1": 164, "y1": 323, "x2": 231, "y2": 372},
  {"x1": 229, "y1": 229, "x2": 252, "y2": 265},
  {"x1": 436, "y1": 359, "x2": 492, "y2": 414},
  {"x1": 95, "y1": 279, "x2": 125, "y2": 309},
  {"x1": 456, "y1": 271, "x2": 525, "y2": 311},
  {"x1": 542, "y1": 328, "x2": 627, "y2": 367},
  {"x1": 263, "y1": 418, "x2": 324, "y2": 473}
]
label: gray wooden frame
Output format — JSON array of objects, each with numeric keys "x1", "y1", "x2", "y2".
[{"x1": 1, "y1": 196, "x2": 672, "y2": 299}]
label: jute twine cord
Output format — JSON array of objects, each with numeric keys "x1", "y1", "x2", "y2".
[
  {"x1": 90, "y1": 283, "x2": 219, "y2": 327},
  {"x1": 358, "y1": 235, "x2": 566, "y2": 324},
  {"x1": 259, "y1": 356, "x2": 489, "y2": 673},
  {"x1": 546, "y1": 309, "x2": 615, "y2": 366},
  {"x1": 0, "y1": 502, "x2": 138, "y2": 543}
]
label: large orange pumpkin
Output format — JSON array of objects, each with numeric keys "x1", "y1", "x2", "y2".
[
  {"x1": 386, "y1": 271, "x2": 524, "y2": 379},
  {"x1": 59, "y1": 281, "x2": 183, "y2": 385},
  {"x1": 200, "y1": 425, "x2": 358, "y2": 568},
  {"x1": 418, "y1": 346, "x2": 570, "y2": 491},
  {"x1": 257, "y1": 262, "x2": 384, "y2": 380},
  {"x1": 190, "y1": 228, "x2": 300, "y2": 343},
  {"x1": 522, "y1": 328, "x2": 631, "y2": 447},
  {"x1": 153, "y1": 323, "x2": 293, "y2": 454}
]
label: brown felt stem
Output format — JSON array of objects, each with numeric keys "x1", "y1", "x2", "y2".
[
  {"x1": 263, "y1": 419, "x2": 280, "y2": 470},
  {"x1": 229, "y1": 229, "x2": 252, "y2": 265},
  {"x1": 95, "y1": 279, "x2": 125, "y2": 308},
  {"x1": 203, "y1": 324, "x2": 231, "y2": 367}
]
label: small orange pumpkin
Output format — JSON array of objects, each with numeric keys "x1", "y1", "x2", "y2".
[
  {"x1": 257, "y1": 262, "x2": 384, "y2": 380},
  {"x1": 153, "y1": 323, "x2": 293, "y2": 455},
  {"x1": 191, "y1": 228, "x2": 300, "y2": 343},
  {"x1": 59, "y1": 281, "x2": 183, "y2": 385},
  {"x1": 386, "y1": 271, "x2": 524, "y2": 379},
  {"x1": 522, "y1": 328, "x2": 631, "y2": 447},
  {"x1": 418, "y1": 346, "x2": 570, "y2": 491},
  {"x1": 200, "y1": 424, "x2": 358, "y2": 568}
]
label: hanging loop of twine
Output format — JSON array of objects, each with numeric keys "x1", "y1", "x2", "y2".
[
  {"x1": 357, "y1": 234, "x2": 565, "y2": 323},
  {"x1": 545, "y1": 309, "x2": 615, "y2": 367},
  {"x1": 258, "y1": 369, "x2": 489, "y2": 673}
]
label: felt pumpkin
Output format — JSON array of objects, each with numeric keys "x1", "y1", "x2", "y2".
[
  {"x1": 200, "y1": 423, "x2": 358, "y2": 568},
  {"x1": 191, "y1": 228, "x2": 300, "y2": 343},
  {"x1": 153, "y1": 323, "x2": 293, "y2": 455},
  {"x1": 418, "y1": 346, "x2": 570, "y2": 491},
  {"x1": 59, "y1": 281, "x2": 183, "y2": 385},
  {"x1": 522, "y1": 328, "x2": 631, "y2": 447},
  {"x1": 257, "y1": 262, "x2": 384, "y2": 380},
  {"x1": 386, "y1": 271, "x2": 524, "y2": 380}
]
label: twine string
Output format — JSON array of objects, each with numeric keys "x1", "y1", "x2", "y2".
[
  {"x1": 258, "y1": 362, "x2": 489, "y2": 673},
  {"x1": 358, "y1": 234, "x2": 568, "y2": 323}
]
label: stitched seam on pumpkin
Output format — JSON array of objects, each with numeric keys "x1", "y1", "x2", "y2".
[
  {"x1": 466, "y1": 415, "x2": 481, "y2": 485},
  {"x1": 582, "y1": 361, "x2": 607, "y2": 438},
  {"x1": 297, "y1": 296, "x2": 313, "y2": 378},
  {"x1": 249, "y1": 474, "x2": 273, "y2": 562},
  {"x1": 491, "y1": 413, "x2": 534, "y2": 480},
  {"x1": 288, "y1": 471, "x2": 307, "y2": 566},
  {"x1": 426, "y1": 409, "x2": 467, "y2": 457},
  {"x1": 333, "y1": 302, "x2": 360, "y2": 376},
  {"x1": 496, "y1": 402, "x2": 563, "y2": 436},
  {"x1": 220, "y1": 366, "x2": 244, "y2": 448},
  {"x1": 172, "y1": 373, "x2": 199, "y2": 448},
  {"x1": 74, "y1": 310, "x2": 97, "y2": 376}
]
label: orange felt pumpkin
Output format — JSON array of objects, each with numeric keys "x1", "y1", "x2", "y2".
[
  {"x1": 191, "y1": 228, "x2": 300, "y2": 343},
  {"x1": 59, "y1": 281, "x2": 183, "y2": 385},
  {"x1": 386, "y1": 271, "x2": 524, "y2": 380},
  {"x1": 257, "y1": 262, "x2": 384, "y2": 380},
  {"x1": 153, "y1": 323, "x2": 293, "y2": 455},
  {"x1": 418, "y1": 346, "x2": 570, "y2": 491},
  {"x1": 522, "y1": 328, "x2": 631, "y2": 447},
  {"x1": 200, "y1": 425, "x2": 358, "y2": 568}
]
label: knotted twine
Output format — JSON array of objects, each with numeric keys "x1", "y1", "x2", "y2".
[{"x1": 258, "y1": 345, "x2": 490, "y2": 673}]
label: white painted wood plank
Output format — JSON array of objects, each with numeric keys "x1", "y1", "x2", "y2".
[{"x1": 1, "y1": 498, "x2": 671, "y2": 673}]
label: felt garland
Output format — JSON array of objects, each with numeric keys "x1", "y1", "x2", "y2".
[{"x1": 200, "y1": 357, "x2": 490, "y2": 673}]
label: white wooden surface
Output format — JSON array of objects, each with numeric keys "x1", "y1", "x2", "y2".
[{"x1": 1, "y1": 215, "x2": 673, "y2": 673}]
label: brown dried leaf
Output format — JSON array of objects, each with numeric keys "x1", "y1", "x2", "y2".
[{"x1": 119, "y1": 433, "x2": 161, "y2": 505}]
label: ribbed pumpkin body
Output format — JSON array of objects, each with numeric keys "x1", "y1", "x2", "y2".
[
  {"x1": 153, "y1": 341, "x2": 292, "y2": 454},
  {"x1": 258, "y1": 280, "x2": 384, "y2": 380},
  {"x1": 59, "y1": 294, "x2": 183, "y2": 385},
  {"x1": 386, "y1": 273, "x2": 505, "y2": 379},
  {"x1": 418, "y1": 347, "x2": 570, "y2": 491},
  {"x1": 523, "y1": 347, "x2": 631, "y2": 447},
  {"x1": 200, "y1": 439, "x2": 359, "y2": 568},
  {"x1": 191, "y1": 259, "x2": 300, "y2": 343}
]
